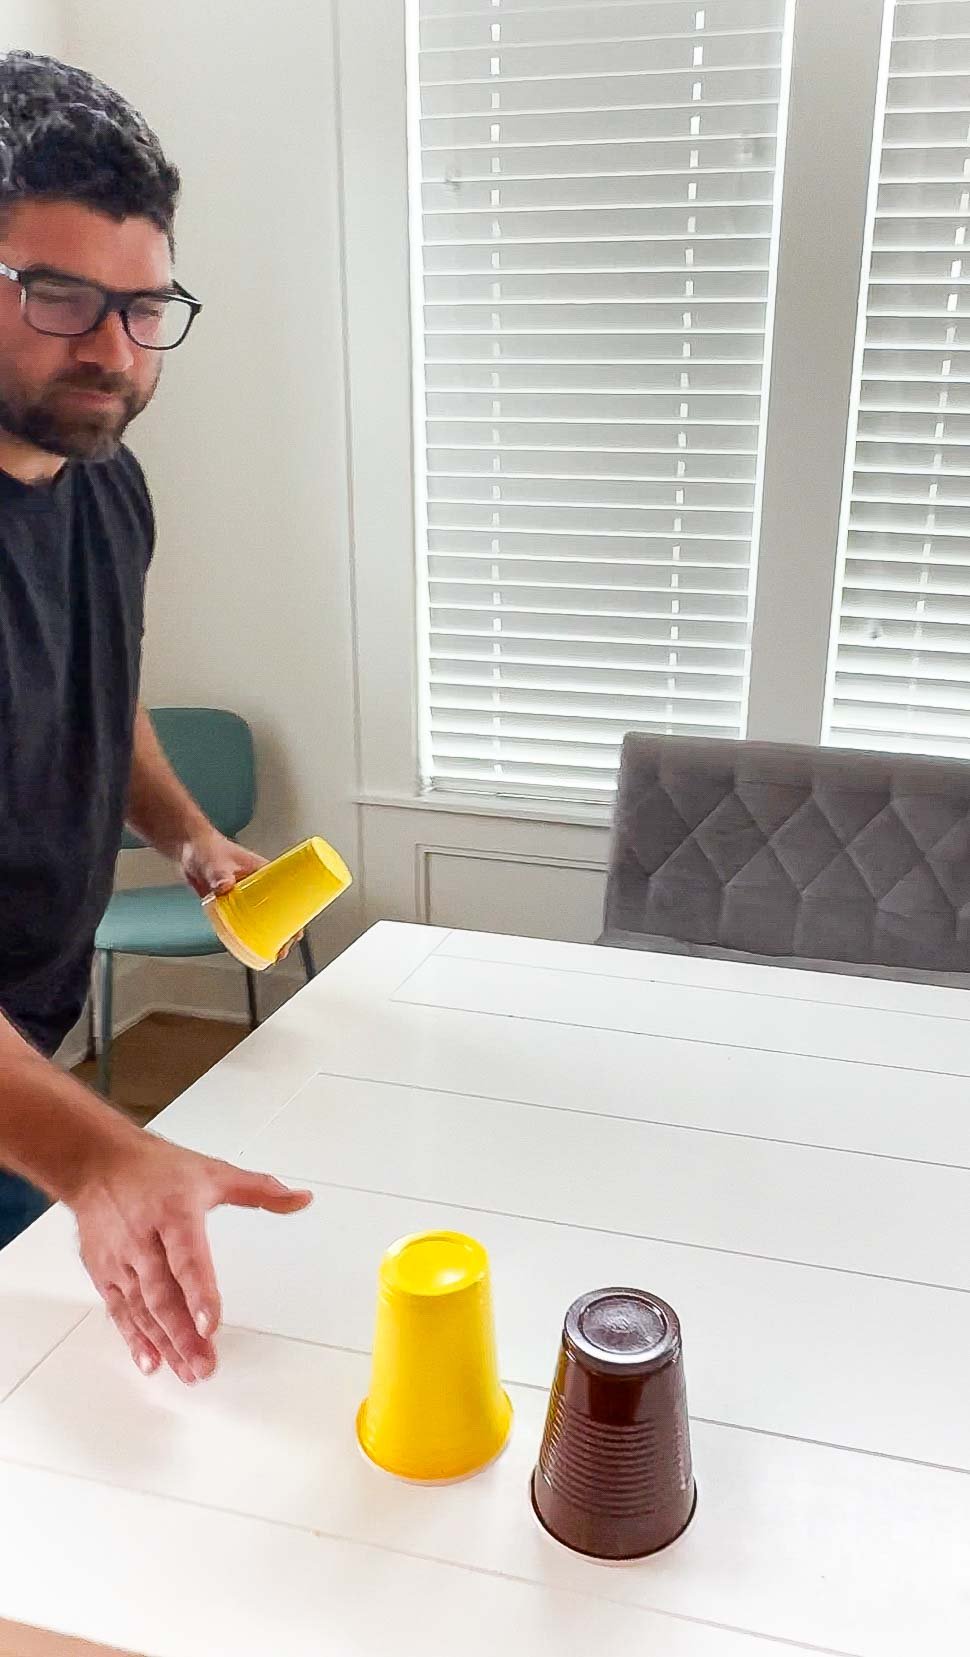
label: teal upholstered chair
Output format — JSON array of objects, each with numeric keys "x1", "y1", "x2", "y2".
[{"x1": 89, "y1": 707, "x2": 316, "y2": 1097}]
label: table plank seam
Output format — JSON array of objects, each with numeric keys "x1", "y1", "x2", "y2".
[
  {"x1": 687, "y1": 1414, "x2": 970, "y2": 1481},
  {"x1": 10, "y1": 1309, "x2": 965, "y2": 1508},
  {"x1": 383, "y1": 927, "x2": 458, "y2": 1001},
  {"x1": 286, "y1": 1175, "x2": 970, "y2": 1301},
  {"x1": 0, "y1": 1307, "x2": 94, "y2": 1410},
  {"x1": 27, "y1": 1313, "x2": 968, "y2": 1487},
  {"x1": 437, "y1": 947, "x2": 970, "y2": 1024},
  {"x1": 390, "y1": 993, "x2": 970, "y2": 1081},
  {"x1": 171, "y1": 1317, "x2": 970, "y2": 1481},
  {"x1": 0, "y1": 1451, "x2": 864, "y2": 1657},
  {"x1": 224, "y1": 1070, "x2": 343, "y2": 1167},
  {"x1": 299, "y1": 1066, "x2": 970, "y2": 1175}
]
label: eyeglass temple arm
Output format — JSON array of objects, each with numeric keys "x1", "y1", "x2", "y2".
[{"x1": 172, "y1": 279, "x2": 202, "y2": 309}]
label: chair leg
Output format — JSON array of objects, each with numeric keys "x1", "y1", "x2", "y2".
[
  {"x1": 299, "y1": 934, "x2": 317, "y2": 983},
  {"x1": 244, "y1": 968, "x2": 259, "y2": 1032},
  {"x1": 84, "y1": 976, "x2": 96, "y2": 1063},
  {"x1": 95, "y1": 950, "x2": 114, "y2": 1098}
]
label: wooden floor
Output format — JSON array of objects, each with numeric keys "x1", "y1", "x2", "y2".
[{"x1": 73, "y1": 1012, "x2": 246, "y2": 1123}]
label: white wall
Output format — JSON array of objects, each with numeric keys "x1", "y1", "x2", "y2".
[
  {"x1": 0, "y1": 0, "x2": 62, "y2": 52},
  {"x1": 61, "y1": 0, "x2": 364, "y2": 1017}
]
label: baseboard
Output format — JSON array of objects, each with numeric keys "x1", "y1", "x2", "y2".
[
  {"x1": 57, "y1": 955, "x2": 148, "y2": 1070},
  {"x1": 56, "y1": 953, "x2": 306, "y2": 1071},
  {"x1": 149, "y1": 1002, "x2": 250, "y2": 1027},
  {"x1": 141, "y1": 955, "x2": 304, "y2": 1021}
]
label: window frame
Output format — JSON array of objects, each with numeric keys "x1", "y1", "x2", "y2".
[{"x1": 337, "y1": 0, "x2": 889, "y2": 825}]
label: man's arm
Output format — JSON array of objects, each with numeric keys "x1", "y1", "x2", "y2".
[
  {"x1": 0, "y1": 1011, "x2": 134, "y2": 1214},
  {"x1": 127, "y1": 705, "x2": 265, "y2": 895},
  {"x1": 0, "y1": 1010, "x2": 312, "y2": 1383}
]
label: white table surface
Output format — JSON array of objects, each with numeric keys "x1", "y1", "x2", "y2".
[{"x1": 1, "y1": 920, "x2": 968, "y2": 1656}]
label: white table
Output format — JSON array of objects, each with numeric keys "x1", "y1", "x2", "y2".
[{"x1": 0, "y1": 921, "x2": 969, "y2": 1656}]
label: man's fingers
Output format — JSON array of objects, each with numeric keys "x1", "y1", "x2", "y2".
[
  {"x1": 104, "y1": 1287, "x2": 161, "y2": 1377},
  {"x1": 134, "y1": 1241, "x2": 217, "y2": 1377},
  {"x1": 275, "y1": 928, "x2": 305, "y2": 964},
  {"x1": 217, "y1": 1168, "x2": 314, "y2": 1215},
  {"x1": 186, "y1": 867, "x2": 235, "y2": 898},
  {"x1": 162, "y1": 1214, "x2": 222, "y2": 1340},
  {"x1": 124, "y1": 1279, "x2": 211, "y2": 1385},
  {"x1": 128, "y1": 1299, "x2": 199, "y2": 1386}
]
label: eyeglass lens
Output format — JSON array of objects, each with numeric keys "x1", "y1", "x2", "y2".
[{"x1": 24, "y1": 277, "x2": 193, "y2": 349}]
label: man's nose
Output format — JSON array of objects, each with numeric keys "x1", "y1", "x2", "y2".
[{"x1": 71, "y1": 309, "x2": 135, "y2": 374}]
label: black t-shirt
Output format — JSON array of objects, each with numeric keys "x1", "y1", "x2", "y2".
[{"x1": 0, "y1": 446, "x2": 153, "y2": 1055}]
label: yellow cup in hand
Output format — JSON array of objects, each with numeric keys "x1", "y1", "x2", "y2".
[
  {"x1": 203, "y1": 835, "x2": 352, "y2": 970},
  {"x1": 357, "y1": 1231, "x2": 513, "y2": 1483}
]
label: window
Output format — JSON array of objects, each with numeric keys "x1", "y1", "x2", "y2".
[
  {"x1": 409, "y1": 0, "x2": 794, "y2": 802},
  {"x1": 340, "y1": 0, "x2": 962, "y2": 823},
  {"x1": 825, "y1": 0, "x2": 970, "y2": 757}
]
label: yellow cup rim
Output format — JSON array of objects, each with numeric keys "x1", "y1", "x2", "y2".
[{"x1": 201, "y1": 893, "x2": 274, "y2": 971}]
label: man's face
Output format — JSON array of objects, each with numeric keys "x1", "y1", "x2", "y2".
[{"x1": 0, "y1": 199, "x2": 172, "y2": 462}]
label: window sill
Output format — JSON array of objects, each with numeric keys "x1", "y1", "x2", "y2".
[{"x1": 355, "y1": 790, "x2": 613, "y2": 831}]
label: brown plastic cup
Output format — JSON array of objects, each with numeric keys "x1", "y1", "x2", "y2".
[{"x1": 531, "y1": 1287, "x2": 696, "y2": 1561}]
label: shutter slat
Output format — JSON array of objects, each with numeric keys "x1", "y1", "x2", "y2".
[
  {"x1": 424, "y1": 138, "x2": 778, "y2": 180},
  {"x1": 422, "y1": 172, "x2": 774, "y2": 211},
  {"x1": 421, "y1": 74, "x2": 782, "y2": 121}
]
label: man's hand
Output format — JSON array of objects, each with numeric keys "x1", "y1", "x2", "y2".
[
  {"x1": 71, "y1": 1133, "x2": 313, "y2": 1384},
  {"x1": 181, "y1": 830, "x2": 301, "y2": 960},
  {"x1": 0, "y1": 1000, "x2": 311, "y2": 1388},
  {"x1": 180, "y1": 829, "x2": 266, "y2": 900}
]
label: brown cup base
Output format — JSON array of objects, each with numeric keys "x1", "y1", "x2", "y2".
[{"x1": 530, "y1": 1471, "x2": 697, "y2": 1563}]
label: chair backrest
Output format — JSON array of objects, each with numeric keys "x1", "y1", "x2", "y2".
[
  {"x1": 121, "y1": 707, "x2": 256, "y2": 851},
  {"x1": 602, "y1": 733, "x2": 970, "y2": 978}
]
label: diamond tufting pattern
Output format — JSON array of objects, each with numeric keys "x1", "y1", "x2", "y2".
[{"x1": 600, "y1": 735, "x2": 970, "y2": 981}]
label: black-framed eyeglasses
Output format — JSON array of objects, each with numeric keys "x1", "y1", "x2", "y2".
[{"x1": 0, "y1": 262, "x2": 203, "y2": 351}]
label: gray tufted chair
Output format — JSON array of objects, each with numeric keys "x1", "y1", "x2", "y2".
[{"x1": 601, "y1": 733, "x2": 970, "y2": 984}]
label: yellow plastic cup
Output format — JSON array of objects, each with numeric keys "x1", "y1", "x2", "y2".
[
  {"x1": 203, "y1": 835, "x2": 352, "y2": 971},
  {"x1": 357, "y1": 1231, "x2": 513, "y2": 1483}
]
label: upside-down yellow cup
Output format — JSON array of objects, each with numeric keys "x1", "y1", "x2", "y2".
[
  {"x1": 203, "y1": 835, "x2": 352, "y2": 971},
  {"x1": 357, "y1": 1231, "x2": 513, "y2": 1483}
]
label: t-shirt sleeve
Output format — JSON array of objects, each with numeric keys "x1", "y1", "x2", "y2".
[{"x1": 116, "y1": 444, "x2": 156, "y2": 572}]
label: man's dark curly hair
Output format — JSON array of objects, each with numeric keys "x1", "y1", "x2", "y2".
[{"x1": 0, "y1": 52, "x2": 179, "y2": 249}]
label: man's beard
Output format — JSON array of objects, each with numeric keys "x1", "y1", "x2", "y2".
[{"x1": 0, "y1": 367, "x2": 156, "y2": 462}]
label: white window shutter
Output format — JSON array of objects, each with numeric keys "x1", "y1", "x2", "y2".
[
  {"x1": 411, "y1": 0, "x2": 793, "y2": 802},
  {"x1": 826, "y1": 0, "x2": 970, "y2": 758}
]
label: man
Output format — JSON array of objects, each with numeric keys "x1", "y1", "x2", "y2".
[{"x1": 0, "y1": 52, "x2": 312, "y2": 1385}]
